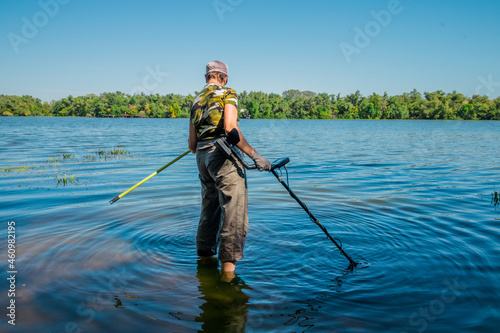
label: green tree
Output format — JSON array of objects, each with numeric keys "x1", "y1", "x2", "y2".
[
  {"x1": 317, "y1": 106, "x2": 331, "y2": 119},
  {"x1": 170, "y1": 103, "x2": 181, "y2": 118}
]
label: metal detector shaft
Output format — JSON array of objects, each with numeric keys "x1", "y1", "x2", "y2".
[
  {"x1": 270, "y1": 169, "x2": 357, "y2": 268},
  {"x1": 214, "y1": 130, "x2": 357, "y2": 268},
  {"x1": 109, "y1": 150, "x2": 190, "y2": 204}
]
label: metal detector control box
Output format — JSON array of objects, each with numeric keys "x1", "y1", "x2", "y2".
[{"x1": 271, "y1": 157, "x2": 290, "y2": 171}]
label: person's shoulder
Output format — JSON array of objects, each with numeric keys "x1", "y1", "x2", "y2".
[
  {"x1": 222, "y1": 86, "x2": 238, "y2": 106},
  {"x1": 196, "y1": 84, "x2": 215, "y2": 97},
  {"x1": 222, "y1": 86, "x2": 238, "y2": 95}
]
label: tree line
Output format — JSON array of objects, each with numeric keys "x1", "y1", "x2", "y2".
[{"x1": 1, "y1": 89, "x2": 499, "y2": 120}]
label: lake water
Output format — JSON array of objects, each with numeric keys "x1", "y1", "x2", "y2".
[{"x1": 0, "y1": 117, "x2": 499, "y2": 332}]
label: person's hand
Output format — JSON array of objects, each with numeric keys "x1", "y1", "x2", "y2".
[{"x1": 250, "y1": 151, "x2": 271, "y2": 171}]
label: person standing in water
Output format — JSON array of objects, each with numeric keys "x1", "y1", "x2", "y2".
[{"x1": 189, "y1": 60, "x2": 271, "y2": 281}]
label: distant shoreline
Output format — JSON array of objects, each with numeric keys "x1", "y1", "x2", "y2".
[
  {"x1": 1, "y1": 116, "x2": 498, "y2": 121},
  {"x1": 2, "y1": 90, "x2": 499, "y2": 120}
]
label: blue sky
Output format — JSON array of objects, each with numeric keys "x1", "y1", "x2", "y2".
[{"x1": 1, "y1": 0, "x2": 499, "y2": 102}]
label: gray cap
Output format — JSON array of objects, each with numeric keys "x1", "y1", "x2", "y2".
[{"x1": 206, "y1": 60, "x2": 228, "y2": 76}]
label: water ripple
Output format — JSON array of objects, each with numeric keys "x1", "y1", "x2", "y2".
[{"x1": 1, "y1": 118, "x2": 499, "y2": 332}]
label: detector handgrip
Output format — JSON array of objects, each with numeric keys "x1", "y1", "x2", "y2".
[
  {"x1": 213, "y1": 136, "x2": 258, "y2": 169},
  {"x1": 231, "y1": 146, "x2": 257, "y2": 169},
  {"x1": 214, "y1": 137, "x2": 233, "y2": 158}
]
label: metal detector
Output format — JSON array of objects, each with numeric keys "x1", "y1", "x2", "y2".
[{"x1": 215, "y1": 129, "x2": 358, "y2": 270}]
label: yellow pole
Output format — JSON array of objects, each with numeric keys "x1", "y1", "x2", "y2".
[{"x1": 109, "y1": 150, "x2": 190, "y2": 204}]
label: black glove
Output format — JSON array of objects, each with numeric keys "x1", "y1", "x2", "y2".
[{"x1": 250, "y1": 151, "x2": 271, "y2": 171}]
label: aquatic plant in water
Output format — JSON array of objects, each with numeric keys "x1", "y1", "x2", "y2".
[
  {"x1": 1, "y1": 166, "x2": 36, "y2": 172},
  {"x1": 55, "y1": 173, "x2": 78, "y2": 186},
  {"x1": 83, "y1": 154, "x2": 96, "y2": 161},
  {"x1": 94, "y1": 146, "x2": 130, "y2": 161},
  {"x1": 62, "y1": 153, "x2": 75, "y2": 159},
  {"x1": 109, "y1": 146, "x2": 128, "y2": 156},
  {"x1": 3, "y1": 146, "x2": 135, "y2": 189}
]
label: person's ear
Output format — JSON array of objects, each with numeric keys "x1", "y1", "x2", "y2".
[{"x1": 224, "y1": 77, "x2": 228, "y2": 85}]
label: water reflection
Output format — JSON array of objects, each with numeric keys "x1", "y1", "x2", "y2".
[{"x1": 195, "y1": 259, "x2": 250, "y2": 332}]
